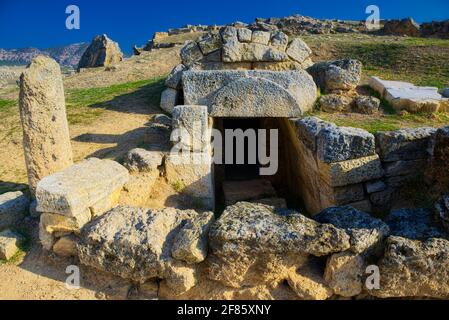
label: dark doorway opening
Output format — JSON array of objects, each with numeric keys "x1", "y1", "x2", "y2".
[
  {"x1": 213, "y1": 117, "x2": 300, "y2": 212},
  {"x1": 222, "y1": 118, "x2": 261, "y2": 181}
]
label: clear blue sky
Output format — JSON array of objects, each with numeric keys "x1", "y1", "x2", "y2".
[{"x1": 1, "y1": 0, "x2": 448, "y2": 53}]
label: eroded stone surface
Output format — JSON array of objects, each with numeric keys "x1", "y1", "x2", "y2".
[
  {"x1": 0, "y1": 230, "x2": 24, "y2": 260},
  {"x1": 78, "y1": 205, "x2": 199, "y2": 292},
  {"x1": 317, "y1": 126, "x2": 376, "y2": 163},
  {"x1": 0, "y1": 191, "x2": 30, "y2": 231},
  {"x1": 36, "y1": 158, "x2": 129, "y2": 218},
  {"x1": 207, "y1": 202, "x2": 350, "y2": 288},
  {"x1": 172, "y1": 212, "x2": 215, "y2": 264},
  {"x1": 315, "y1": 206, "x2": 390, "y2": 254},
  {"x1": 19, "y1": 55, "x2": 73, "y2": 195},
  {"x1": 372, "y1": 236, "x2": 449, "y2": 299},
  {"x1": 307, "y1": 59, "x2": 362, "y2": 92},
  {"x1": 183, "y1": 70, "x2": 317, "y2": 117},
  {"x1": 375, "y1": 127, "x2": 436, "y2": 162},
  {"x1": 78, "y1": 34, "x2": 123, "y2": 69}
]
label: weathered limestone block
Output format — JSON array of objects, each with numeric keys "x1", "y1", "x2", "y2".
[
  {"x1": 315, "y1": 206, "x2": 390, "y2": 254},
  {"x1": 251, "y1": 31, "x2": 271, "y2": 45},
  {"x1": 286, "y1": 38, "x2": 312, "y2": 64},
  {"x1": 270, "y1": 31, "x2": 289, "y2": 51},
  {"x1": 383, "y1": 159, "x2": 428, "y2": 177},
  {"x1": 211, "y1": 77, "x2": 301, "y2": 117},
  {"x1": 165, "y1": 152, "x2": 214, "y2": 210},
  {"x1": 320, "y1": 183, "x2": 365, "y2": 207},
  {"x1": 237, "y1": 28, "x2": 252, "y2": 42},
  {"x1": 317, "y1": 126, "x2": 376, "y2": 163},
  {"x1": 124, "y1": 148, "x2": 164, "y2": 174},
  {"x1": 318, "y1": 155, "x2": 383, "y2": 188},
  {"x1": 19, "y1": 55, "x2": 73, "y2": 195},
  {"x1": 292, "y1": 116, "x2": 336, "y2": 152},
  {"x1": 0, "y1": 191, "x2": 30, "y2": 231},
  {"x1": 180, "y1": 41, "x2": 203, "y2": 67},
  {"x1": 78, "y1": 34, "x2": 123, "y2": 69},
  {"x1": 171, "y1": 105, "x2": 209, "y2": 152},
  {"x1": 250, "y1": 197, "x2": 287, "y2": 208},
  {"x1": 165, "y1": 64, "x2": 187, "y2": 89},
  {"x1": 40, "y1": 211, "x2": 91, "y2": 235},
  {"x1": 251, "y1": 61, "x2": 302, "y2": 71},
  {"x1": 36, "y1": 158, "x2": 129, "y2": 218},
  {"x1": 121, "y1": 148, "x2": 163, "y2": 207},
  {"x1": 375, "y1": 127, "x2": 436, "y2": 162},
  {"x1": 287, "y1": 263, "x2": 333, "y2": 300},
  {"x1": 207, "y1": 202, "x2": 350, "y2": 288},
  {"x1": 354, "y1": 96, "x2": 380, "y2": 114},
  {"x1": 372, "y1": 236, "x2": 449, "y2": 299},
  {"x1": 385, "y1": 208, "x2": 447, "y2": 240},
  {"x1": 78, "y1": 206, "x2": 198, "y2": 287},
  {"x1": 197, "y1": 34, "x2": 222, "y2": 55},
  {"x1": 223, "y1": 41, "x2": 289, "y2": 63},
  {"x1": 182, "y1": 70, "x2": 317, "y2": 117},
  {"x1": 52, "y1": 235, "x2": 77, "y2": 257},
  {"x1": 319, "y1": 94, "x2": 353, "y2": 113},
  {"x1": 431, "y1": 127, "x2": 449, "y2": 191},
  {"x1": 164, "y1": 264, "x2": 198, "y2": 295},
  {"x1": 39, "y1": 220, "x2": 54, "y2": 251},
  {"x1": 191, "y1": 61, "x2": 252, "y2": 71},
  {"x1": 160, "y1": 88, "x2": 179, "y2": 114},
  {"x1": 324, "y1": 251, "x2": 365, "y2": 297},
  {"x1": 221, "y1": 26, "x2": 238, "y2": 43},
  {"x1": 0, "y1": 230, "x2": 24, "y2": 260},
  {"x1": 307, "y1": 59, "x2": 362, "y2": 93},
  {"x1": 316, "y1": 206, "x2": 389, "y2": 297},
  {"x1": 369, "y1": 77, "x2": 443, "y2": 113},
  {"x1": 172, "y1": 212, "x2": 215, "y2": 264}
]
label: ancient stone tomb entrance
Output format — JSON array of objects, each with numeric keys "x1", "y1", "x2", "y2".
[
  {"x1": 213, "y1": 117, "x2": 298, "y2": 208},
  {"x1": 170, "y1": 69, "x2": 317, "y2": 210}
]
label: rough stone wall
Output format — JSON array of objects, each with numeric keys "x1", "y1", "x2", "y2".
[
  {"x1": 161, "y1": 27, "x2": 314, "y2": 114},
  {"x1": 287, "y1": 117, "x2": 439, "y2": 214}
]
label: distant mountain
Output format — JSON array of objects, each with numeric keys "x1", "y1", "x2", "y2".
[{"x1": 0, "y1": 43, "x2": 89, "y2": 68}]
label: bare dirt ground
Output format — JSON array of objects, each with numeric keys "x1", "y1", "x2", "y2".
[
  {"x1": 0, "y1": 46, "x2": 181, "y2": 187},
  {"x1": 0, "y1": 46, "x2": 182, "y2": 300}
]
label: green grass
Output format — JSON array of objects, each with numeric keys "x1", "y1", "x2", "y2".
[
  {"x1": 304, "y1": 34, "x2": 449, "y2": 89},
  {"x1": 0, "y1": 98, "x2": 16, "y2": 112},
  {"x1": 311, "y1": 111, "x2": 449, "y2": 134},
  {"x1": 65, "y1": 77, "x2": 166, "y2": 125},
  {"x1": 339, "y1": 40, "x2": 449, "y2": 89}
]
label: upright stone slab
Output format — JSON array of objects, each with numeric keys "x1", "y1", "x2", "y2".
[{"x1": 19, "y1": 56, "x2": 73, "y2": 196}]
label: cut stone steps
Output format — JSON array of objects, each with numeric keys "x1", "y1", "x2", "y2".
[{"x1": 222, "y1": 179, "x2": 277, "y2": 206}]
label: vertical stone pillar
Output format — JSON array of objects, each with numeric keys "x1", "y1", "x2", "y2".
[{"x1": 19, "y1": 55, "x2": 73, "y2": 196}]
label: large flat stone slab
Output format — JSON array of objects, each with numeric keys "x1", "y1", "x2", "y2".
[
  {"x1": 36, "y1": 158, "x2": 129, "y2": 217},
  {"x1": 0, "y1": 191, "x2": 30, "y2": 231},
  {"x1": 368, "y1": 76, "x2": 443, "y2": 112},
  {"x1": 182, "y1": 70, "x2": 317, "y2": 117}
]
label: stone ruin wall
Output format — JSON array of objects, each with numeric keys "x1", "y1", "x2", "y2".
[{"x1": 7, "y1": 25, "x2": 449, "y2": 299}]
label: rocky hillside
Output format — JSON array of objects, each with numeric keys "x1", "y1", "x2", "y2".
[{"x1": 0, "y1": 43, "x2": 89, "y2": 67}]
